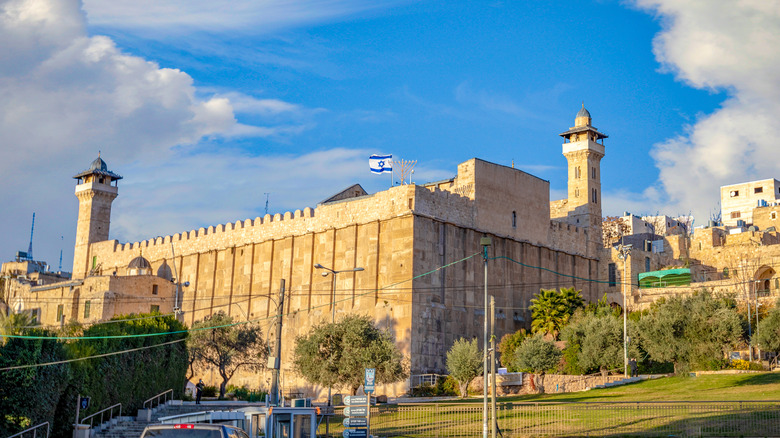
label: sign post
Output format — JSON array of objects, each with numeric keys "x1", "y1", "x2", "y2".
[{"x1": 364, "y1": 368, "x2": 375, "y2": 437}]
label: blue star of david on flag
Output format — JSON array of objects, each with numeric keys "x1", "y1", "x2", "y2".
[{"x1": 369, "y1": 154, "x2": 393, "y2": 174}]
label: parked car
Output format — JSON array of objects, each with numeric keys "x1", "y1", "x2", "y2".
[{"x1": 141, "y1": 423, "x2": 249, "y2": 438}]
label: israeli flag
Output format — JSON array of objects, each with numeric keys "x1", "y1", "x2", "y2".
[{"x1": 369, "y1": 154, "x2": 393, "y2": 174}]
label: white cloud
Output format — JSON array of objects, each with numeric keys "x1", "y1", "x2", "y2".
[
  {"x1": 633, "y1": 0, "x2": 780, "y2": 221},
  {"x1": 0, "y1": 0, "x2": 320, "y2": 269},
  {"x1": 454, "y1": 81, "x2": 533, "y2": 118},
  {"x1": 82, "y1": 0, "x2": 408, "y2": 34}
]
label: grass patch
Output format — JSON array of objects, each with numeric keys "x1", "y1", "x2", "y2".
[{"x1": 496, "y1": 372, "x2": 780, "y2": 402}]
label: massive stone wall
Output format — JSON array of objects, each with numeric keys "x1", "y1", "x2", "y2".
[
  {"x1": 46, "y1": 157, "x2": 605, "y2": 396},
  {"x1": 411, "y1": 215, "x2": 599, "y2": 374}
]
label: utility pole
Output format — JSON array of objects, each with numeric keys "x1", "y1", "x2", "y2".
[
  {"x1": 490, "y1": 296, "x2": 497, "y2": 438},
  {"x1": 618, "y1": 242, "x2": 632, "y2": 378},
  {"x1": 481, "y1": 236, "x2": 491, "y2": 438},
  {"x1": 269, "y1": 279, "x2": 285, "y2": 406}
]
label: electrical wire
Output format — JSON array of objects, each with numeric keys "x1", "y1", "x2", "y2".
[
  {"x1": 0, "y1": 338, "x2": 186, "y2": 371},
  {"x1": 1, "y1": 251, "x2": 483, "y2": 341}
]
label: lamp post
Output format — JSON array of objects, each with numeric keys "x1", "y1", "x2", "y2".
[
  {"x1": 314, "y1": 263, "x2": 364, "y2": 409},
  {"x1": 618, "y1": 243, "x2": 632, "y2": 378},
  {"x1": 480, "y1": 236, "x2": 492, "y2": 438}
]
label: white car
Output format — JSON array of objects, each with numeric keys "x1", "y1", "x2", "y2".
[{"x1": 140, "y1": 423, "x2": 250, "y2": 438}]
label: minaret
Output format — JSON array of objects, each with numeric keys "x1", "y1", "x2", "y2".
[
  {"x1": 72, "y1": 154, "x2": 122, "y2": 279},
  {"x1": 559, "y1": 104, "x2": 607, "y2": 242}
]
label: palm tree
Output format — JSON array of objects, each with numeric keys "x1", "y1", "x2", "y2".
[
  {"x1": 530, "y1": 288, "x2": 584, "y2": 339},
  {"x1": 560, "y1": 287, "x2": 585, "y2": 313},
  {"x1": 0, "y1": 310, "x2": 38, "y2": 345}
]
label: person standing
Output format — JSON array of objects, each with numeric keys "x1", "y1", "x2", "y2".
[
  {"x1": 629, "y1": 358, "x2": 638, "y2": 377},
  {"x1": 195, "y1": 379, "x2": 205, "y2": 405}
]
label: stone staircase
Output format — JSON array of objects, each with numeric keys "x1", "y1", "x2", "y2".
[{"x1": 90, "y1": 401, "x2": 263, "y2": 438}]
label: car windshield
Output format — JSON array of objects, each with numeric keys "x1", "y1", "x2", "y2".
[{"x1": 142, "y1": 429, "x2": 223, "y2": 438}]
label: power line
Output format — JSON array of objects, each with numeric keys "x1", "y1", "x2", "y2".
[
  {"x1": 2, "y1": 252, "x2": 483, "y2": 341},
  {"x1": 0, "y1": 338, "x2": 185, "y2": 372}
]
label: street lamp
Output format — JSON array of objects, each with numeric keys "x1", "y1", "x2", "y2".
[
  {"x1": 480, "y1": 236, "x2": 492, "y2": 438},
  {"x1": 314, "y1": 263, "x2": 364, "y2": 409},
  {"x1": 618, "y1": 243, "x2": 632, "y2": 378}
]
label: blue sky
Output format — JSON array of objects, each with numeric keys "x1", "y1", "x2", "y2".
[{"x1": 2, "y1": 0, "x2": 777, "y2": 271}]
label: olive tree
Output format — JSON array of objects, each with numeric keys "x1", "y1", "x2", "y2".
[
  {"x1": 512, "y1": 334, "x2": 562, "y2": 392},
  {"x1": 293, "y1": 314, "x2": 407, "y2": 395},
  {"x1": 446, "y1": 337, "x2": 483, "y2": 397},
  {"x1": 188, "y1": 312, "x2": 267, "y2": 398},
  {"x1": 755, "y1": 302, "x2": 780, "y2": 356},
  {"x1": 638, "y1": 291, "x2": 741, "y2": 373}
]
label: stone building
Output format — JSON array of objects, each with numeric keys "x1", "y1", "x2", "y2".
[
  {"x1": 721, "y1": 179, "x2": 780, "y2": 227},
  {"x1": 7, "y1": 106, "x2": 609, "y2": 396}
]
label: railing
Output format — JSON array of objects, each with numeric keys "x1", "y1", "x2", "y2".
[
  {"x1": 319, "y1": 401, "x2": 780, "y2": 437},
  {"x1": 409, "y1": 374, "x2": 444, "y2": 388},
  {"x1": 79, "y1": 403, "x2": 122, "y2": 429},
  {"x1": 5, "y1": 422, "x2": 49, "y2": 438},
  {"x1": 143, "y1": 389, "x2": 173, "y2": 410}
]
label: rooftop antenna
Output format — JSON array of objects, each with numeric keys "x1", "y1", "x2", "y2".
[
  {"x1": 58, "y1": 236, "x2": 63, "y2": 271},
  {"x1": 264, "y1": 193, "x2": 270, "y2": 215},
  {"x1": 27, "y1": 212, "x2": 35, "y2": 260}
]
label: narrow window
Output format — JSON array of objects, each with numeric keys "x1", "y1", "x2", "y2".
[
  {"x1": 592, "y1": 188, "x2": 598, "y2": 203},
  {"x1": 608, "y1": 263, "x2": 617, "y2": 287},
  {"x1": 771, "y1": 212, "x2": 777, "y2": 220},
  {"x1": 408, "y1": 198, "x2": 413, "y2": 209},
  {"x1": 592, "y1": 167, "x2": 596, "y2": 179},
  {"x1": 575, "y1": 167, "x2": 581, "y2": 179},
  {"x1": 56, "y1": 304, "x2": 64, "y2": 322},
  {"x1": 152, "y1": 285, "x2": 159, "y2": 295},
  {"x1": 150, "y1": 305, "x2": 160, "y2": 313},
  {"x1": 512, "y1": 211, "x2": 517, "y2": 228},
  {"x1": 645, "y1": 257, "x2": 650, "y2": 272},
  {"x1": 723, "y1": 267, "x2": 729, "y2": 279},
  {"x1": 84, "y1": 300, "x2": 91, "y2": 319},
  {"x1": 755, "y1": 187, "x2": 763, "y2": 194},
  {"x1": 92, "y1": 256, "x2": 97, "y2": 269},
  {"x1": 31, "y1": 309, "x2": 39, "y2": 324}
]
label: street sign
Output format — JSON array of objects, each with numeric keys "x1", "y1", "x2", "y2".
[
  {"x1": 364, "y1": 368, "x2": 375, "y2": 394},
  {"x1": 342, "y1": 429, "x2": 367, "y2": 438},
  {"x1": 344, "y1": 395, "x2": 368, "y2": 406},
  {"x1": 343, "y1": 417, "x2": 368, "y2": 428},
  {"x1": 343, "y1": 406, "x2": 368, "y2": 417}
]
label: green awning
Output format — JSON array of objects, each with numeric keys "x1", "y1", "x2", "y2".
[{"x1": 638, "y1": 268, "x2": 691, "y2": 288}]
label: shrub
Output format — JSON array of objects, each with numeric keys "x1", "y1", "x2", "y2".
[
  {"x1": 730, "y1": 359, "x2": 765, "y2": 371},
  {"x1": 228, "y1": 385, "x2": 267, "y2": 401},
  {"x1": 202, "y1": 385, "x2": 218, "y2": 397}
]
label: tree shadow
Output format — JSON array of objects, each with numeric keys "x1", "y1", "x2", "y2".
[{"x1": 731, "y1": 372, "x2": 780, "y2": 387}]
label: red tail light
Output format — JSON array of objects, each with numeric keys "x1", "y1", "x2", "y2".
[{"x1": 174, "y1": 424, "x2": 195, "y2": 429}]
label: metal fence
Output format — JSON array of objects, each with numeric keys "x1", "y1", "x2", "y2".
[{"x1": 320, "y1": 401, "x2": 780, "y2": 437}]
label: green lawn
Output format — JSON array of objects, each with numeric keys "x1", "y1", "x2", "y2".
[{"x1": 498, "y1": 372, "x2": 780, "y2": 402}]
